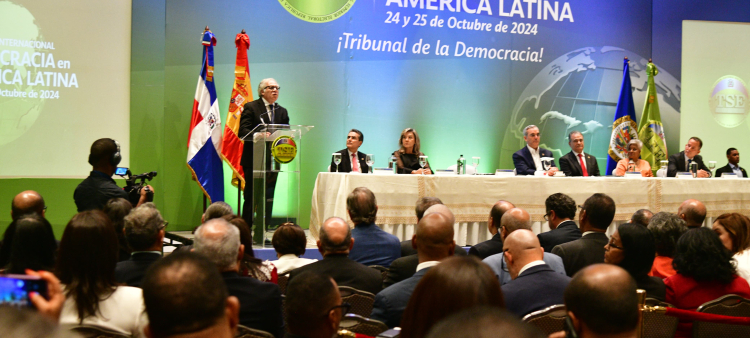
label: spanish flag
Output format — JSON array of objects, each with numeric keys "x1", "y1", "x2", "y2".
[{"x1": 220, "y1": 32, "x2": 252, "y2": 189}]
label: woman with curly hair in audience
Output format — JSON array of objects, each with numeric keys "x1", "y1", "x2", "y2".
[
  {"x1": 665, "y1": 227, "x2": 750, "y2": 338},
  {"x1": 712, "y1": 212, "x2": 750, "y2": 284},
  {"x1": 57, "y1": 211, "x2": 146, "y2": 336},
  {"x1": 604, "y1": 223, "x2": 665, "y2": 300},
  {"x1": 646, "y1": 212, "x2": 688, "y2": 279},
  {"x1": 399, "y1": 256, "x2": 505, "y2": 338},
  {"x1": 222, "y1": 215, "x2": 277, "y2": 283}
]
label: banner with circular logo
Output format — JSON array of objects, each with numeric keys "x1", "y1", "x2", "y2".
[
  {"x1": 272, "y1": 135, "x2": 298, "y2": 164},
  {"x1": 608, "y1": 116, "x2": 639, "y2": 161},
  {"x1": 709, "y1": 75, "x2": 749, "y2": 128},
  {"x1": 278, "y1": 0, "x2": 355, "y2": 23}
]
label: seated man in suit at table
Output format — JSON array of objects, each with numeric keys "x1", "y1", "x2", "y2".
[
  {"x1": 667, "y1": 136, "x2": 711, "y2": 177},
  {"x1": 537, "y1": 193, "x2": 581, "y2": 253},
  {"x1": 347, "y1": 187, "x2": 401, "y2": 267},
  {"x1": 513, "y1": 125, "x2": 558, "y2": 176},
  {"x1": 330, "y1": 129, "x2": 369, "y2": 173},
  {"x1": 559, "y1": 131, "x2": 600, "y2": 177},
  {"x1": 468, "y1": 200, "x2": 515, "y2": 259},
  {"x1": 715, "y1": 147, "x2": 747, "y2": 178}
]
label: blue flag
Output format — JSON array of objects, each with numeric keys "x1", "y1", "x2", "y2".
[{"x1": 606, "y1": 58, "x2": 639, "y2": 175}]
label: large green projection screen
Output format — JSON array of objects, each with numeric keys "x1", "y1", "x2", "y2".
[
  {"x1": 682, "y1": 21, "x2": 750, "y2": 166},
  {"x1": 0, "y1": 0, "x2": 131, "y2": 177}
]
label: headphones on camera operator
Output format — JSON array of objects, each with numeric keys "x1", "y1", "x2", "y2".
[{"x1": 88, "y1": 138, "x2": 122, "y2": 167}]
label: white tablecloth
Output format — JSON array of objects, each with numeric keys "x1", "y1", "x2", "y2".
[{"x1": 309, "y1": 173, "x2": 750, "y2": 246}]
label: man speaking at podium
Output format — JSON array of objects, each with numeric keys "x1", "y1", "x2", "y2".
[{"x1": 239, "y1": 78, "x2": 290, "y2": 237}]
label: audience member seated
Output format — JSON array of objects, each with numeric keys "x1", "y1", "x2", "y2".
[
  {"x1": 552, "y1": 193, "x2": 615, "y2": 277},
  {"x1": 677, "y1": 199, "x2": 706, "y2": 229},
  {"x1": 630, "y1": 209, "x2": 653, "y2": 227},
  {"x1": 483, "y1": 208, "x2": 566, "y2": 285},
  {"x1": 289, "y1": 217, "x2": 383, "y2": 295},
  {"x1": 103, "y1": 198, "x2": 134, "y2": 262},
  {"x1": 0, "y1": 307, "x2": 74, "y2": 338},
  {"x1": 222, "y1": 215, "x2": 277, "y2": 282},
  {"x1": 552, "y1": 264, "x2": 639, "y2": 338},
  {"x1": 712, "y1": 213, "x2": 750, "y2": 284},
  {"x1": 469, "y1": 200, "x2": 515, "y2": 259},
  {"x1": 0, "y1": 190, "x2": 47, "y2": 268},
  {"x1": 391, "y1": 128, "x2": 432, "y2": 174},
  {"x1": 347, "y1": 187, "x2": 401, "y2": 267},
  {"x1": 400, "y1": 197, "x2": 465, "y2": 257},
  {"x1": 501, "y1": 230, "x2": 571, "y2": 318},
  {"x1": 425, "y1": 307, "x2": 545, "y2": 338},
  {"x1": 613, "y1": 139, "x2": 652, "y2": 177},
  {"x1": 56, "y1": 211, "x2": 146, "y2": 336},
  {"x1": 141, "y1": 252, "x2": 240, "y2": 338},
  {"x1": 271, "y1": 222, "x2": 317, "y2": 274},
  {"x1": 285, "y1": 271, "x2": 346, "y2": 338},
  {"x1": 115, "y1": 204, "x2": 165, "y2": 287},
  {"x1": 372, "y1": 212, "x2": 455, "y2": 327},
  {"x1": 604, "y1": 223, "x2": 665, "y2": 300},
  {"x1": 665, "y1": 228, "x2": 750, "y2": 338},
  {"x1": 399, "y1": 256, "x2": 505, "y2": 338},
  {"x1": 202, "y1": 201, "x2": 233, "y2": 223},
  {"x1": 193, "y1": 218, "x2": 284, "y2": 338},
  {"x1": 537, "y1": 193, "x2": 581, "y2": 253},
  {"x1": 647, "y1": 212, "x2": 687, "y2": 279},
  {"x1": 5, "y1": 214, "x2": 56, "y2": 274}
]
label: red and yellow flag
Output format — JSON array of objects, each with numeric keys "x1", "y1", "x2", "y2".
[{"x1": 220, "y1": 33, "x2": 251, "y2": 189}]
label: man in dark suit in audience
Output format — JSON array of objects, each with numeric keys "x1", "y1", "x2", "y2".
[
  {"x1": 330, "y1": 129, "x2": 369, "y2": 173},
  {"x1": 400, "y1": 197, "x2": 466, "y2": 257},
  {"x1": 194, "y1": 218, "x2": 284, "y2": 338},
  {"x1": 630, "y1": 209, "x2": 653, "y2": 227},
  {"x1": 513, "y1": 125, "x2": 558, "y2": 176},
  {"x1": 667, "y1": 137, "x2": 711, "y2": 177},
  {"x1": 715, "y1": 147, "x2": 747, "y2": 178},
  {"x1": 538, "y1": 193, "x2": 581, "y2": 253},
  {"x1": 115, "y1": 204, "x2": 164, "y2": 287},
  {"x1": 677, "y1": 199, "x2": 706, "y2": 229},
  {"x1": 371, "y1": 212, "x2": 455, "y2": 328},
  {"x1": 552, "y1": 193, "x2": 615, "y2": 277},
  {"x1": 501, "y1": 230, "x2": 571, "y2": 318},
  {"x1": 290, "y1": 217, "x2": 383, "y2": 295},
  {"x1": 347, "y1": 187, "x2": 401, "y2": 267},
  {"x1": 559, "y1": 131, "x2": 600, "y2": 177},
  {"x1": 285, "y1": 272, "x2": 345, "y2": 338},
  {"x1": 469, "y1": 200, "x2": 515, "y2": 259}
]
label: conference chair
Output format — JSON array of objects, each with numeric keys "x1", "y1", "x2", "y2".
[
  {"x1": 641, "y1": 298, "x2": 678, "y2": 338},
  {"x1": 235, "y1": 325, "x2": 275, "y2": 338},
  {"x1": 369, "y1": 265, "x2": 389, "y2": 286},
  {"x1": 338, "y1": 314, "x2": 390, "y2": 337},
  {"x1": 693, "y1": 294, "x2": 750, "y2": 337},
  {"x1": 65, "y1": 325, "x2": 131, "y2": 338},
  {"x1": 339, "y1": 286, "x2": 376, "y2": 318},
  {"x1": 277, "y1": 271, "x2": 290, "y2": 294},
  {"x1": 522, "y1": 304, "x2": 566, "y2": 336}
]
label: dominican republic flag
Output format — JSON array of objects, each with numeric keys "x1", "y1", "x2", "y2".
[
  {"x1": 187, "y1": 29, "x2": 224, "y2": 202},
  {"x1": 606, "y1": 57, "x2": 639, "y2": 175}
]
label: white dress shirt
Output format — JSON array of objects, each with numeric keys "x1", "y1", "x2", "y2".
[
  {"x1": 271, "y1": 254, "x2": 317, "y2": 274},
  {"x1": 730, "y1": 164, "x2": 743, "y2": 177},
  {"x1": 516, "y1": 260, "x2": 547, "y2": 277},
  {"x1": 416, "y1": 260, "x2": 441, "y2": 272},
  {"x1": 527, "y1": 145, "x2": 543, "y2": 171}
]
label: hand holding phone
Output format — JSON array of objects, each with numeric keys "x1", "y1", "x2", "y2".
[{"x1": 26, "y1": 270, "x2": 65, "y2": 321}]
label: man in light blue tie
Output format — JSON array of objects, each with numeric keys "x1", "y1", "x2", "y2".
[{"x1": 715, "y1": 148, "x2": 748, "y2": 178}]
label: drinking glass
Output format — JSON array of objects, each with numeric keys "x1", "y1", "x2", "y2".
[
  {"x1": 419, "y1": 155, "x2": 428, "y2": 175},
  {"x1": 708, "y1": 161, "x2": 717, "y2": 171},
  {"x1": 472, "y1": 157, "x2": 480, "y2": 174},
  {"x1": 332, "y1": 153, "x2": 341, "y2": 172},
  {"x1": 366, "y1": 154, "x2": 374, "y2": 173}
]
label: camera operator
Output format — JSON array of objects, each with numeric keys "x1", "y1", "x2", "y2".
[{"x1": 74, "y1": 138, "x2": 155, "y2": 212}]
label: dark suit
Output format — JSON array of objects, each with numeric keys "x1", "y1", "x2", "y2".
[
  {"x1": 513, "y1": 146, "x2": 556, "y2": 176},
  {"x1": 222, "y1": 271, "x2": 284, "y2": 338},
  {"x1": 400, "y1": 240, "x2": 467, "y2": 257},
  {"x1": 114, "y1": 252, "x2": 162, "y2": 287},
  {"x1": 501, "y1": 264, "x2": 571, "y2": 318},
  {"x1": 289, "y1": 253, "x2": 383, "y2": 295},
  {"x1": 667, "y1": 151, "x2": 710, "y2": 177},
  {"x1": 371, "y1": 267, "x2": 431, "y2": 328},
  {"x1": 238, "y1": 98, "x2": 289, "y2": 234},
  {"x1": 551, "y1": 232, "x2": 608, "y2": 277},
  {"x1": 330, "y1": 149, "x2": 369, "y2": 173},
  {"x1": 537, "y1": 221, "x2": 582, "y2": 254},
  {"x1": 468, "y1": 233, "x2": 504, "y2": 259},
  {"x1": 715, "y1": 163, "x2": 747, "y2": 178},
  {"x1": 384, "y1": 255, "x2": 418, "y2": 288},
  {"x1": 559, "y1": 151, "x2": 600, "y2": 176}
]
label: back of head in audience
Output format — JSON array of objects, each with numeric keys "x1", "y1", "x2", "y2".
[
  {"x1": 605, "y1": 223, "x2": 655, "y2": 278},
  {"x1": 500, "y1": 208, "x2": 531, "y2": 240},
  {"x1": 124, "y1": 204, "x2": 165, "y2": 251},
  {"x1": 415, "y1": 213, "x2": 455, "y2": 262},
  {"x1": 490, "y1": 200, "x2": 516, "y2": 231},
  {"x1": 712, "y1": 213, "x2": 750, "y2": 254},
  {"x1": 103, "y1": 197, "x2": 134, "y2": 258},
  {"x1": 272, "y1": 222, "x2": 307, "y2": 257},
  {"x1": 504, "y1": 229, "x2": 544, "y2": 279},
  {"x1": 202, "y1": 201, "x2": 233, "y2": 223},
  {"x1": 545, "y1": 193, "x2": 575, "y2": 224},
  {"x1": 400, "y1": 256, "x2": 505, "y2": 338},
  {"x1": 285, "y1": 271, "x2": 343, "y2": 338},
  {"x1": 347, "y1": 187, "x2": 378, "y2": 225},
  {"x1": 142, "y1": 252, "x2": 239, "y2": 338},
  {"x1": 647, "y1": 212, "x2": 687, "y2": 257},
  {"x1": 318, "y1": 217, "x2": 353, "y2": 255},
  {"x1": 631, "y1": 209, "x2": 653, "y2": 227},
  {"x1": 565, "y1": 264, "x2": 638, "y2": 336},
  {"x1": 7, "y1": 214, "x2": 57, "y2": 274},
  {"x1": 56, "y1": 210, "x2": 119, "y2": 322},
  {"x1": 11, "y1": 190, "x2": 45, "y2": 220},
  {"x1": 673, "y1": 227, "x2": 736, "y2": 284},
  {"x1": 425, "y1": 307, "x2": 545, "y2": 338},
  {"x1": 677, "y1": 199, "x2": 706, "y2": 228},
  {"x1": 0, "y1": 307, "x2": 77, "y2": 338},
  {"x1": 415, "y1": 197, "x2": 443, "y2": 222},
  {"x1": 194, "y1": 218, "x2": 242, "y2": 272},
  {"x1": 581, "y1": 193, "x2": 616, "y2": 231},
  {"x1": 424, "y1": 204, "x2": 455, "y2": 225}
]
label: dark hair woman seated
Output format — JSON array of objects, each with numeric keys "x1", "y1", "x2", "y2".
[
  {"x1": 6, "y1": 215, "x2": 57, "y2": 274},
  {"x1": 712, "y1": 213, "x2": 750, "y2": 284},
  {"x1": 604, "y1": 223, "x2": 665, "y2": 300},
  {"x1": 271, "y1": 223, "x2": 317, "y2": 274}
]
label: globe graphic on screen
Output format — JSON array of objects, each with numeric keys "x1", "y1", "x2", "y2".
[
  {"x1": 0, "y1": 1, "x2": 46, "y2": 146},
  {"x1": 499, "y1": 47, "x2": 682, "y2": 171}
]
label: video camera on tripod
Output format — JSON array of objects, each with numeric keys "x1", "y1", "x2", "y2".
[{"x1": 115, "y1": 167, "x2": 157, "y2": 206}]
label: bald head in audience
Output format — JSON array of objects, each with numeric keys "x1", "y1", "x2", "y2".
[
  {"x1": 677, "y1": 199, "x2": 706, "y2": 229},
  {"x1": 488, "y1": 200, "x2": 515, "y2": 236},
  {"x1": 11, "y1": 191, "x2": 45, "y2": 220},
  {"x1": 317, "y1": 217, "x2": 354, "y2": 256},
  {"x1": 630, "y1": 209, "x2": 653, "y2": 227},
  {"x1": 423, "y1": 204, "x2": 455, "y2": 225},
  {"x1": 500, "y1": 208, "x2": 531, "y2": 241},
  {"x1": 504, "y1": 230, "x2": 544, "y2": 279},
  {"x1": 564, "y1": 264, "x2": 638, "y2": 338},
  {"x1": 414, "y1": 213, "x2": 455, "y2": 263}
]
